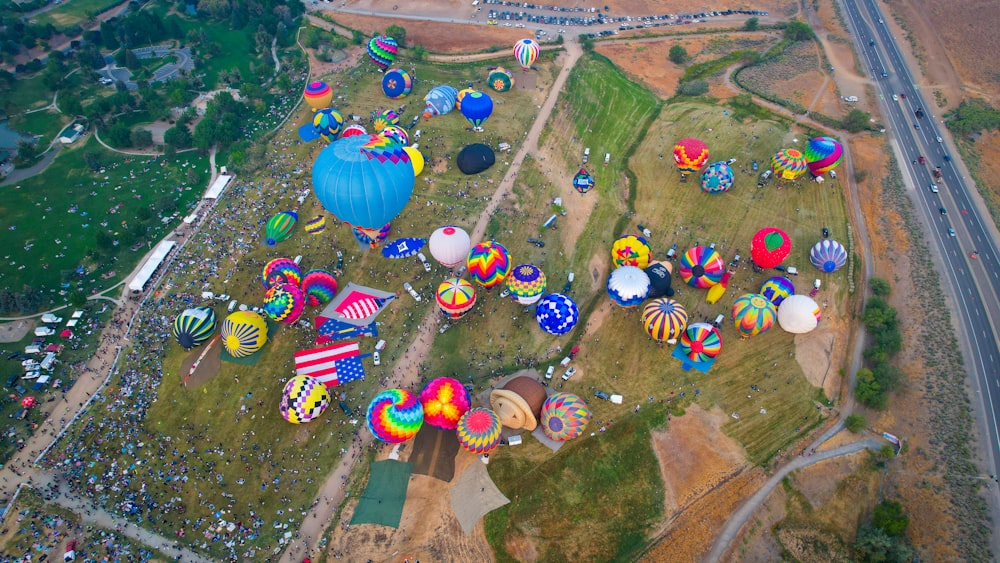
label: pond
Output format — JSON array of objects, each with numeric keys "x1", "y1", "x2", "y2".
[{"x1": 0, "y1": 121, "x2": 35, "y2": 150}]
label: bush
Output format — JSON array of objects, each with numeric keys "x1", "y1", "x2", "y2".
[
  {"x1": 668, "y1": 44, "x2": 688, "y2": 64},
  {"x1": 744, "y1": 17, "x2": 759, "y2": 31},
  {"x1": 385, "y1": 25, "x2": 406, "y2": 47},
  {"x1": 944, "y1": 99, "x2": 1000, "y2": 135},
  {"x1": 845, "y1": 414, "x2": 866, "y2": 433},
  {"x1": 869, "y1": 277, "x2": 891, "y2": 297},
  {"x1": 676, "y1": 80, "x2": 709, "y2": 97},
  {"x1": 843, "y1": 109, "x2": 871, "y2": 133},
  {"x1": 873, "y1": 500, "x2": 909, "y2": 537},
  {"x1": 782, "y1": 20, "x2": 815, "y2": 41}
]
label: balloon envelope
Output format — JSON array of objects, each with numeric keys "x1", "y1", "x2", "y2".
[
  {"x1": 381, "y1": 68, "x2": 413, "y2": 99},
  {"x1": 777, "y1": 294, "x2": 822, "y2": 333},
  {"x1": 312, "y1": 135, "x2": 414, "y2": 230},
  {"x1": 456, "y1": 407, "x2": 502, "y2": 454},
  {"x1": 404, "y1": 146, "x2": 424, "y2": 175},
  {"x1": 341, "y1": 124, "x2": 367, "y2": 138},
  {"x1": 263, "y1": 258, "x2": 302, "y2": 289},
  {"x1": 506, "y1": 264, "x2": 547, "y2": 305},
  {"x1": 173, "y1": 307, "x2": 217, "y2": 349},
  {"x1": 457, "y1": 143, "x2": 495, "y2": 174},
  {"x1": 302, "y1": 269, "x2": 338, "y2": 307},
  {"x1": 573, "y1": 168, "x2": 594, "y2": 194},
  {"x1": 436, "y1": 277, "x2": 477, "y2": 319},
  {"x1": 701, "y1": 161, "x2": 734, "y2": 194},
  {"x1": 221, "y1": 311, "x2": 268, "y2": 357},
  {"x1": 303, "y1": 81, "x2": 333, "y2": 111},
  {"x1": 312, "y1": 108, "x2": 343, "y2": 142},
  {"x1": 809, "y1": 240, "x2": 847, "y2": 273},
  {"x1": 304, "y1": 215, "x2": 326, "y2": 234},
  {"x1": 419, "y1": 377, "x2": 471, "y2": 430},
  {"x1": 467, "y1": 241, "x2": 512, "y2": 288},
  {"x1": 540, "y1": 392, "x2": 591, "y2": 441},
  {"x1": 265, "y1": 211, "x2": 297, "y2": 246},
  {"x1": 679, "y1": 246, "x2": 725, "y2": 288},
  {"x1": 380, "y1": 125, "x2": 408, "y2": 147},
  {"x1": 367, "y1": 389, "x2": 424, "y2": 443},
  {"x1": 513, "y1": 38, "x2": 539, "y2": 69},
  {"x1": 611, "y1": 235, "x2": 651, "y2": 269},
  {"x1": 644, "y1": 261, "x2": 674, "y2": 298},
  {"x1": 263, "y1": 283, "x2": 306, "y2": 324},
  {"x1": 373, "y1": 109, "x2": 400, "y2": 133},
  {"x1": 535, "y1": 293, "x2": 579, "y2": 335},
  {"x1": 674, "y1": 137, "x2": 709, "y2": 174},
  {"x1": 750, "y1": 227, "x2": 792, "y2": 269},
  {"x1": 382, "y1": 237, "x2": 425, "y2": 259},
  {"x1": 680, "y1": 322, "x2": 722, "y2": 362},
  {"x1": 731, "y1": 293, "x2": 776, "y2": 338},
  {"x1": 805, "y1": 136, "x2": 844, "y2": 175},
  {"x1": 641, "y1": 298, "x2": 688, "y2": 342},
  {"x1": 280, "y1": 375, "x2": 331, "y2": 424},
  {"x1": 607, "y1": 266, "x2": 651, "y2": 308},
  {"x1": 760, "y1": 276, "x2": 795, "y2": 307},
  {"x1": 460, "y1": 91, "x2": 493, "y2": 127},
  {"x1": 772, "y1": 148, "x2": 808, "y2": 180},
  {"x1": 423, "y1": 85, "x2": 459, "y2": 117},
  {"x1": 488, "y1": 67, "x2": 514, "y2": 92},
  {"x1": 429, "y1": 226, "x2": 472, "y2": 267},
  {"x1": 367, "y1": 35, "x2": 397, "y2": 70}
]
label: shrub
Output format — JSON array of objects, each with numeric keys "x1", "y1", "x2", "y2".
[
  {"x1": 845, "y1": 414, "x2": 866, "y2": 433},
  {"x1": 676, "y1": 80, "x2": 709, "y2": 97}
]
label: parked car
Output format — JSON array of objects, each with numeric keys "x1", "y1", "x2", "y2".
[
  {"x1": 527, "y1": 237, "x2": 545, "y2": 248},
  {"x1": 561, "y1": 367, "x2": 577, "y2": 381},
  {"x1": 594, "y1": 390, "x2": 611, "y2": 401},
  {"x1": 545, "y1": 366, "x2": 555, "y2": 379},
  {"x1": 373, "y1": 352, "x2": 381, "y2": 366},
  {"x1": 822, "y1": 227, "x2": 829, "y2": 238}
]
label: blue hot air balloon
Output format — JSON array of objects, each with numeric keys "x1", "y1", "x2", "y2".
[
  {"x1": 809, "y1": 240, "x2": 848, "y2": 273},
  {"x1": 312, "y1": 135, "x2": 415, "y2": 230},
  {"x1": 423, "y1": 85, "x2": 459, "y2": 118},
  {"x1": 460, "y1": 91, "x2": 494, "y2": 128}
]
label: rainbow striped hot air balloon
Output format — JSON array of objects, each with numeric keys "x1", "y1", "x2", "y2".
[
  {"x1": 419, "y1": 377, "x2": 471, "y2": 430},
  {"x1": 611, "y1": 234, "x2": 651, "y2": 269},
  {"x1": 367, "y1": 35, "x2": 398, "y2": 70},
  {"x1": 772, "y1": 148, "x2": 808, "y2": 180},
  {"x1": 641, "y1": 298, "x2": 688, "y2": 342},
  {"x1": 304, "y1": 81, "x2": 333, "y2": 111},
  {"x1": 680, "y1": 322, "x2": 722, "y2": 362},
  {"x1": 221, "y1": 311, "x2": 268, "y2": 358},
  {"x1": 513, "y1": 38, "x2": 540, "y2": 70},
  {"x1": 279, "y1": 375, "x2": 331, "y2": 424},
  {"x1": 367, "y1": 389, "x2": 424, "y2": 444},
  {"x1": 540, "y1": 392, "x2": 591, "y2": 441},
  {"x1": 674, "y1": 137, "x2": 709, "y2": 175},
  {"x1": 679, "y1": 246, "x2": 725, "y2": 288},
  {"x1": 467, "y1": 241, "x2": 512, "y2": 288},
  {"x1": 263, "y1": 258, "x2": 302, "y2": 289},
  {"x1": 173, "y1": 307, "x2": 217, "y2": 349},
  {"x1": 436, "y1": 277, "x2": 477, "y2": 319},
  {"x1": 731, "y1": 293, "x2": 776, "y2": 338},
  {"x1": 457, "y1": 407, "x2": 502, "y2": 454},
  {"x1": 304, "y1": 215, "x2": 326, "y2": 234},
  {"x1": 381, "y1": 68, "x2": 413, "y2": 99},
  {"x1": 805, "y1": 136, "x2": 844, "y2": 176},
  {"x1": 506, "y1": 264, "x2": 547, "y2": 305},
  {"x1": 302, "y1": 269, "x2": 338, "y2": 307},
  {"x1": 263, "y1": 283, "x2": 306, "y2": 325},
  {"x1": 265, "y1": 211, "x2": 297, "y2": 246},
  {"x1": 760, "y1": 276, "x2": 795, "y2": 307}
]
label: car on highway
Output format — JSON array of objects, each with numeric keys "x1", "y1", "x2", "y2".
[
  {"x1": 939, "y1": 207, "x2": 947, "y2": 215},
  {"x1": 930, "y1": 184, "x2": 939, "y2": 194},
  {"x1": 914, "y1": 122, "x2": 920, "y2": 129},
  {"x1": 900, "y1": 93, "x2": 906, "y2": 98},
  {"x1": 892, "y1": 94, "x2": 898, "y2": 101},
  {"x1": 948, "y1": 228, "x2": 956, "y2": 237},
  {"x1": 936, "y1": 136, "x2": 943, "y2": 143}
]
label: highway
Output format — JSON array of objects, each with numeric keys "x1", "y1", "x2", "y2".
[{"x1": 841, "y1": 0, "x2": 1000, "y2": 507}]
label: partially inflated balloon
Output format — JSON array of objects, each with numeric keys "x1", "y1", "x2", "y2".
[
  {"x1": 381, "y1": 68, "x2": 412, "y2": 99},
  {"x1": 404, "y1": 146, "x2": 424, "y2": 176},
  {"x1": 313, "y1": 108, "x2": 344, "y2": 142},
  {"x1": 221, "y1": 311, "x2": 268, "y2": 357},
  {"x1": 263, "y1": 258, "x2": 302, "y2": 289},
  {"x1": 804, "y1": 136, "x2": 844, "y2": 176},
  {"x1": 373, "y1": 109, "x2": 400, "y2": 133},
  {"x1": 302, "y1": 269, "x2": 338, "y2": 307},
  {"x1": 772, "y1": 148, "x2": 808, "y2": 180},
  {"x1": 304, "y1": 81, "x2": 332, "y2": 111},
  {"x1": 419, "y1": 377, "x2": 471, "y2": 430},
  {"x1": 367, "y1": 35, "x2": 397, "y2": 70},
  {"x1": 488, "y1": 67, "x2": 514, "y2": 92},
  {"x1": 460, "y1": 91, "x2": 493, "y2": 128},
  {"x1": 674, "y1": 138, "x2": 709, "y2": 174},
  {"x1": 173, "y1": 307, "x2": 216, "y2": 349},
  {"x1": 367, "y1": 389, "x2": 423, "y2": 443},
  {"x1": 341, "y1": 124, "x2": 367, "y2": 138},
  {"x1": 263, "y1": 283, "x2": 305, "y2": 324},
  {"x1": 467, "y1": 241, "x2": 512, "y2": 288}
]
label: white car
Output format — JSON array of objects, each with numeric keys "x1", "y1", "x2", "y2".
[
  {"x1": 561, "y1": 367, "x2": 577, "y2": 381},
  {"x1": 373, "y1": 352, "x2": 381, "y2": 366},
  {"x1": 439, "y1": 323, "x2": 451, "y2": 333},
  {"x1": 403, "y1": 282, "x2": 421, "y2": 302},
  {"x1": 936, "y1": 136, "x2": 943, "y2": 143},
  {"x1": 545, "y1": 366, "x2": 555, "y2": 379},
  {"x1": 417, "y1": 253, "x2": 432, "y2": 272},
  {"x1": 892, "y1": 94, "x2": 898, "y2": 101}
]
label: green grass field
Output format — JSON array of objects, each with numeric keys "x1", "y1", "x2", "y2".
[{"x1": 31, "y1": 0, "x2": 123, "y2": 28}]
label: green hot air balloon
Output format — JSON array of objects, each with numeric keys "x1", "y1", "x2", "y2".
[
  {"x1": 265, "y1": 211, "x2": 298, "y2": 246},
  {"x1": 173, "y1": 307, "x2": 217, "y2": 349}
]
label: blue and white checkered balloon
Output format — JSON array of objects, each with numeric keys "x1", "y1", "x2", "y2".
[{"x1": 535, "y1": 293, "x2": 579, "y2": 335}]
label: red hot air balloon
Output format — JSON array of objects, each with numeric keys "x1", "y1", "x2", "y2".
[{"x1": 750, "y1": 227, "x2": 792, "y2": 269}]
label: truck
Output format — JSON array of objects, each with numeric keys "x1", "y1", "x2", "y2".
[
  {"x1": 583, "y1": 147, "x2": 590, "y2": 163},
  {"x1": 933, "y1": 167, "x2": 943, "y2": 179},
  {"x1": 40, "y1": 314, "x2": 62, "y2": 324}
]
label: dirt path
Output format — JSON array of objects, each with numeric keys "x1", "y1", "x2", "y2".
[{"x1": 278, "y1": 38, "x2": 583, "y2": 563}]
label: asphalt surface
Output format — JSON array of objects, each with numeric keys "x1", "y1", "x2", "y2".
[{"x1": 842, "y1": 0, "x2": 1000, "y2": 534}]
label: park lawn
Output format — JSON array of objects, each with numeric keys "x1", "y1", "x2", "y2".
[
  {"x1": 0, "y1": 135, "x2": 208, "y2": 298},
  {"x1": 4, "y1": 73, "x2": 54, "y2": 113},
  {"x1": 7, "y1": 108, "x2": 70, "y2": 146},
  {"x1": 32, "y1": 0, "x2": 124, "y2": 28}
]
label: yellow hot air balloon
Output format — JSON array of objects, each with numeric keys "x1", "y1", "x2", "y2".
[
  {"x1": 404, "y1": 146, "x2": 424, "y2": 176},
  {"x1": 221, "y1": 311, "x2": 268, "y2": 357}
]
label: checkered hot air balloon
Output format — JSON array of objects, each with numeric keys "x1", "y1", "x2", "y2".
[
  {"x1": 467, "y1": 241, "x2": 512, "y2": 288},
  {"x1": 265, "y1": 211, "x2": 297, "y2": 246},
  {"x1": 506, "y1": 264, "x2": 547, "y2": 305},
  {"x1": 419, "y1": 377, "x2": 471, "y2": 430},
  {"x1": 263, "y1": 258, "x2": 302, "y2": 290},
  {"x1": 263, "y1": 283, "x2": 306, "y2": 324},
  {"x1": 367, "y1": 389, "x2": 424, "y2": 444},
  {"x1": 679, "y1": 322, "x2": 722, "y2": 362},
  {"x1": 641, "y1": 298, "x2": 688, "y2": 342},
  {"x1": 540, "y1": 393, "x2": 591, "y2": 441},
  {"x1": 367, "y1": 35, "x2": 398, "y2": 70},
  {"x1": 381, "y1": 68, "x2": 413, "y2": 99},
  {"x1": 679, "y1": 246, "x2": 725, "y2": 288},
  {"x1": 279, "y1": 375, "x2": 331, "y2": 424},
  {"x1": 760, "y1": 276, "x2": 795, "y2": 307},
  {"x1": 456, "y1": 407, "x2": 502, "y2": 454},
  {"x1": 535, "y1": 293, "x2": 579, "y2": 335},
  {"x1": 373, "y1": 109, "x2": 401, "y2": 133},
  {"x1": 302, "y1": 270, "x2": 338, "y2": 307},
  {"x1": 436, "y1": 278, "x2": 477, "y2": 319},
  {"x1": 700, "y1": 161, "x2": 734, "y2": 194},
  {"x1": 172, "y1": 307, "x2": 217, "y2": 349},
  {"x1": 221, "y1": 311, "x2": 268, "y2": 358},
  {"x1": 380, "y1": 125, "x2": 409, "y2": 146},
  {"x1": 731, "y1": 293, "x2": 776, "y2": 338}
]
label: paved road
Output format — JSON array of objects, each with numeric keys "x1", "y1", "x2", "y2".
[{"x1": 842, "y1": 0, "x2": 1000, "y2": 547}]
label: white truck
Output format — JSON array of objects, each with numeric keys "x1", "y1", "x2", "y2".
[
  {"x1": 41, "y1": 313, "x2": 62, "y2": 324},
  {"x1": 417, "y1": 253, "x2": 432, "y2": 272},
  {"x1": 403, "y1": 282, "x2": 421, "y2": 301}
]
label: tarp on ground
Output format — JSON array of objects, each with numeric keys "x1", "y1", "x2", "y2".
[
  {"x1": 409, "y1": 425, "x2": 459, "y2": 482},
  {"x1": 449, "y1": 461, "x2": 510, "y2": 534},
  {"x1": 350, "y1": 460, "x2": 412, "y2": 528},
  {"x1": 319, "y1": 282, "x2": 397, "y2": 327}
]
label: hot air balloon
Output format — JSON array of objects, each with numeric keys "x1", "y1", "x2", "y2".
[
  {"x1": 351, "y1": 223, "x2": 391, "y2": 249},
  {"x1": 373, "y1": 109, "x2": 400, "y2": 133},
  {"x1": 419, "y1": 377, "x2": 471, "y2": 430},
  {"x1": 263, "y1": 283, "x2": 306, "y2": 324},
  {"x1": 456, "y1": 408, "x2": 502, "y2": 454},
  {"x1": 679, "y1": 322, "x2": 722, "y2": 362},
  {"x1": 404, "y1": 146, "x2": 424, "y2": 176},
  {"x1": 460, "y1": 91, "x2": 493, "y2": 128},
  {"x1": 367, "y1": 389, "x2": 424, "y2": 444},
  {"x1": 312, "y1": 108, "x2": 344, "y2": 141},
  {"x1": 804, "y1": 136, "x2": 844, "y2": 176},
  {"x1": 456, "y1": 88, "x2": 475, "y2": 111},
  {"x1": 674, "y1": 137, "x2": 709, "y2": 175},
  {"x1": 731, "y1": 293, "x2": 776, "y2": 338},
  {"x1": 423, "y1": 85, "x2": 459, "y2": 118},
  {"x1": 279, "y1": 375, "x2": 331, "y2": 424},
  {"x1": 760, "y1": 276, "x2": 795, "y2": 307},
  {"x1": 506, "y1": 264, "x2": 547, "y2": 305},
  {"x1": 536, "y1": 293, "x2": 579, "y2": 335},
  {"x1": 382, "y1": 237, "x2": 425, "y2": 259},
  {"x1": 367, "y1": 35, "x2": 398, "y2": 70},
  {"x1": 705, "y1": 270, "x2": 732, "y2": 304},
  {"x1": 573, "y1": 168, "x2": 594, "y2": 194},
  {"x1": 679, "y1": 246, "x2": 725, "y2": 288},
  {"x1": 467, "y1": 241, "x2": 512, "y2": 288},
  {"x1": 221, "y1": 311, "x2": 268, "y2": 358},
  {"x1": 429, "y1": 226, "x2": 471, "y2": 268},
  {"x1": 262, "y1": 258, "x2": 302, "y2": 289},
  {"x1": 312, "y1": 134, "x2": 414, "y2": 230},
  {"x1": 701, "y1": 161, "x2": 734, "y2": 194},
  {"x1": 436, "y1": 277, "x2": 477, "y2": 319},
  {"x1": 457, "y1": 143, "x2": 496, "y2": 174},
  {"x1": 540, "y1": 393, "x2": 591, "y2": 442},
  {"x1": 611, "y1": 234, "x2": 651, "y2": 269},
  {"x1": 772, "y1": 148, "x2": 808, "y2": 180},
  {"x1": 302, "y1": 269, "x2": 338, "y2": 307},
  {"x1": 488, "y1": 67, "x2": 514, "y2": 92},
  {"x1": 381, "y1": 68, "x2": 413, "y2": 99},
  {"x1": 777, "y1": 294, "x2": 821, "y2": 334},
  {"x1": 265, "y1": 211, "x2": 297, "y2": 246},
  {"x1": 513, "y1": 38, "x2": 540, "y2": 69},
  {"x1": 304, "y1": 81, "x2": 333, "y2": 111},
  {"x1": 645, "y1": 261, "x2": 674, "y2": 298},
  {"x1": 810, "y1": 240, "x2": 847, "y2": 273},
  {"x1": 750, "y1": 227, "x2": 792, "y2": 269},
  {"x1": 489, "y1": 376, "x2": 546, "y2": 430},
  {"x1": 304, "y1": 215, "x2": 326, "y2": 234},
  {"x1": 607, "y1": 266, "x2": 651, "y2": 308},
  {"x1": 380, "y1": 125, "x2": 408, "y2": 146},
  {"x1": 173, "y1": 307, "x2": 217, "y2": 349},
  {"x1": 341, "y1": 124, "x2": 367, "y2": 138},
  {"x1": 641, "y1": 298, "x2": 688, "y2": 342}
]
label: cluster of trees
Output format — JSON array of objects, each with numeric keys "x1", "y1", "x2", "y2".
[
  {"x1": 191, "y1": 91, "x2": 247, "y2": 151},
  {"x1": 0, "y1": 15, "x2": 58, "y2": 59},
  {"x1": 0, "y1": 287, "x2": 48, "y2": 314},
  {"x1": 855, "y1": 278, "x2": 904, "y2": 409},
  {"x1": 854, "y1": 500, "x2": 913, "y2": 562},
  {"x1": 945, "y1": 99, "x2": 1000, "y2": 136}
]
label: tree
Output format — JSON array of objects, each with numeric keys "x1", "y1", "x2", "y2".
[
  {"x1": 130, "y1": 128, "x2": 153, "y2": 148},
  {"x1": 69, "y1": 290, "x2": 87, "y2": 308},
  {"x1": 843, "y1": 109, "x2": 871, "y2": 132},
  {"x1": 783, "y1": 20, "x2": 815, "y2": 41},
  {"x1": 869, "y1": 277, "x2": 891, "y2": 297},
  {"x1": 845, "y1": 414, "x2": 866, "y2": 433},
  {"x1": 351, "y1": 29, "x2": 365, "y2": 45},
  {"x1": 579, "y1": 34, "x2": 594, "y2": 51},
  {"x1": 163, "y1": 124, "x2": 192, "y2": 149},
  {"x1": 676, "y1": 80, "x2": 709, "y2": 97},
  {"x1": 873, "y1": 500, "x2": 909, "y2": 536},
  {"x1": 744, "y1": 17, "x2": 759, "y2": 31},
  {"x1": 668, "y1": 44, "x2": 688, "y2": 64},
  {"x1": 854, "y1": 525, "x2": 912, "y2": 562},
  {"x1": 411, "y1": 44, "x2": 426, "y2": 62},
  {"x1": 855, "y1": 368, "x2": 887, "y2": 409},
  {"x1": 104, "y1": 122, "x2": 133, "y2": 148},
  {"x1": 385, "y1": 25, "x2": 406, "y2": 47}
]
